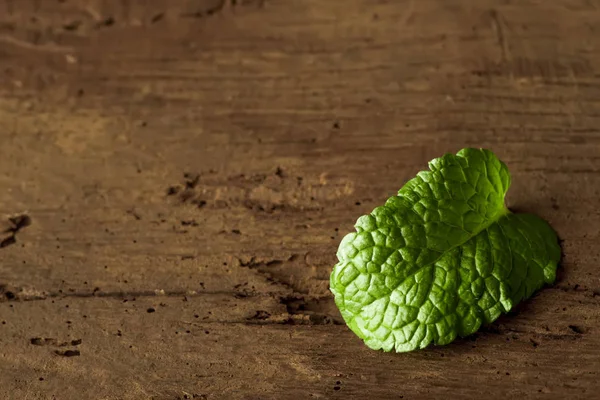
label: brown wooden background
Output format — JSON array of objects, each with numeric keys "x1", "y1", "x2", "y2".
[{"x1": 0, "y1": 1, "x2": 599, "y2": 399}]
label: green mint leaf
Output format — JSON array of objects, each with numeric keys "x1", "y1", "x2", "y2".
[{"x1": 330, "y1": 148, "x2": 560, "y2": 352}]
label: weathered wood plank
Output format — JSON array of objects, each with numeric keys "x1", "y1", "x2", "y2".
[{"x1": 0, "y1": 0, "x2": 599, "y2": 398}]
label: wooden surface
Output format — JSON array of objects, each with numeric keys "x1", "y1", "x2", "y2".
[{"x1": 0, "y1": 1, "x2": 599, "y2": 399}]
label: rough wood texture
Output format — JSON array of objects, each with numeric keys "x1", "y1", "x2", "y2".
[{"x1": 0, "y1": 1, "x2": 598, "y2": 399}]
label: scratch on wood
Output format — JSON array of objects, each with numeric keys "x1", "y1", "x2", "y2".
[
  {"x1": 0, "y1": 35, "x2": 73, "y2": 53},
  {"x1": 490, "y1": 9, "x2": 510, "y2": 63},
  {"x1": 84, "y1": 5, "x2": 103, "y2": 21},
  {"x1": 398, "y1": 0, "x2": 415, "y2": 28}
]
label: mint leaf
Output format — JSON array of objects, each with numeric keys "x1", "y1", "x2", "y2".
[{"x1": 330, "y1": 148, "x2": 560, "y2": 352}]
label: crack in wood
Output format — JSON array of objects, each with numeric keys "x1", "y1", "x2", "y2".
[
  {"x1": 235, "y1": 254, "x2": 343, "y2": 324},
  {"x1": 181, "y1": 0, "x2": 227, "y2": 18},
  {"x1": 0, "y1": 286, "x2": 272, "y2": 302},
  {"x1": 0, "y1": 214, "x2": 31, "y2": 249},
  {"x1": 490, "y1": 9, "x2": 510, "y2": 63}
]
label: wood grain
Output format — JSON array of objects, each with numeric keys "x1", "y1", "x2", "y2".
[{"x1": 0, "y1": 0, "x2": 599, "y2": 398}]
